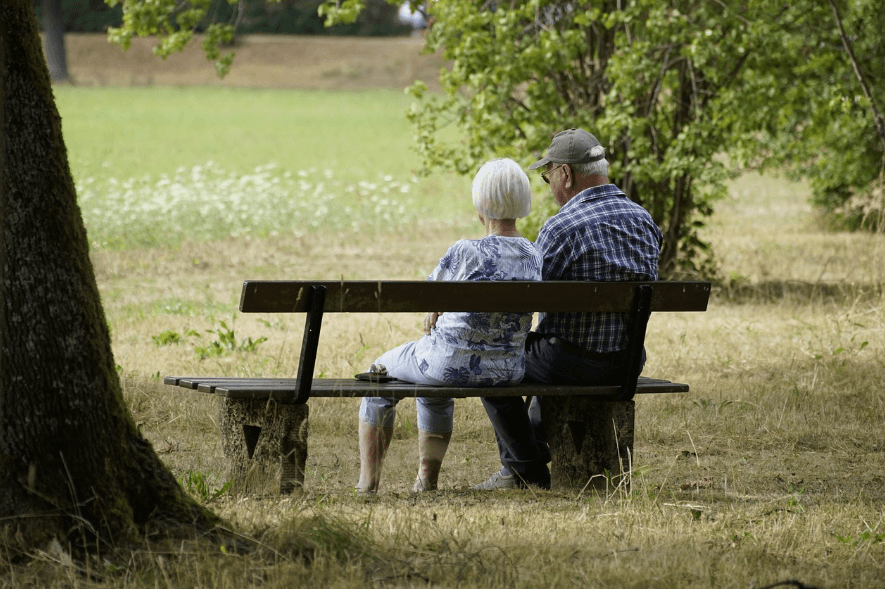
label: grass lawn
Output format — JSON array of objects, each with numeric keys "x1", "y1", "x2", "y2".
[
  {"x1": 55, "y1": 86, "x2": 473, "y2": 248},
  {"x1": 56, "y1": 86, "x2": 426, "y2": 180}
]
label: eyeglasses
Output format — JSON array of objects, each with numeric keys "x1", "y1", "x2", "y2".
[{"x1": 540, "y1": 163, "x2": 565, "y2": 184}]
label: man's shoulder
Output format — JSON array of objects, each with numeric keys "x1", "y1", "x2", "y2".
[
  {"x1": 580, "y1": 185, "x2": 658, "y2": 222},
  {"x1": 541, "y1": 187, "x2": 623, "y2": 229},
  {"x1": 588, "y1": 183, "x2": 627, "y2": 198}
]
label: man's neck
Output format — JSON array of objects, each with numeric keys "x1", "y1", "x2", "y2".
[
  {"x1": 574, "y1": 174, "x2": 608, "y2": 192},
  {"x1": 562, "y1": 175, "x2": 609, "y2": 205}
]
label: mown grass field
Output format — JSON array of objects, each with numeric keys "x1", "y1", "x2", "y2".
[{"x1": 6, "y1": 35, "x2": 885, "y2": 589}]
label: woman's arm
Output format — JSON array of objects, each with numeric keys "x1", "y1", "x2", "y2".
[
  {"x1": 423, "y1": 311, "x2": 441, "y2": 335},
  {"x1": 423, "y1": 240, "x2": 470, "y2": 334}
]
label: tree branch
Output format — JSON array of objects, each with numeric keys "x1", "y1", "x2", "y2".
[{"x1": 827, "y1": 0, "x2": 885, "y2": 166}]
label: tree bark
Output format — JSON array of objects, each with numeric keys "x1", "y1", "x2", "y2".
[
  {"x1": 41, "y1": 0, "x2": 68, "y2": 83},
  {"x1": 0, "y1": 1, "x2": 218, "y2": 552}
]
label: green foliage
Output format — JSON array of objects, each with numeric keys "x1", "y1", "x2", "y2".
[
  {"x1": 151, "y1": 329, "x2": 182, "y2": 345},
  {"x1": 201, "y1": 0, "x2": 411, "y2": 36},
  {"x1": 195, "y1": 319, "x2": 267, "y2": 359},
  {"x1": 151, "y1": 328, "x2": 200, "y2": 345},
  {"x1": 177, "y1": 469, "x2": 231, "y2": 502},
  {"x1": 150, "y1": 320, "x2": 270, "y2": 357},
  {"x1": 837, "y1": 529, "x2": 885, "y2": 546},
  {"x1": 325, "y1": 0, "x2": 885, "y2": 274},
  {"x1": 106, "y1": 0, "x2": 237, "y2": 75},
  {"x1": 394, "y1": 0, "x2": 772, "y2": 277},
  {"x1": 731, "y1": 0, "x2": 885, "y2": 230}
]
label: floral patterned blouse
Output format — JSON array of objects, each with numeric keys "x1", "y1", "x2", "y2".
[{"x1": 415, "y1": 235, "x2": 542, "y2": 386}]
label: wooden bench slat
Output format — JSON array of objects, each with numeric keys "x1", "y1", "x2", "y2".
[
  {"x1": 165, "y1": 376, "x2": 299, "y2": 390},
  {"x1": 167, "y1": 376, "x2": 688, "y2": 403},
  {"x1": 239, "y1": 280, "x2": 711, "y2": 314},
  {"x1": 195, "y1": 379, "x2": 299, "y2": 394}
]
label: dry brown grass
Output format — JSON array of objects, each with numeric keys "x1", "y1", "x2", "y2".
[
  {"x1": 50, "y1": 171, "x2": 882, "y2": 588},
  {"x1": 60, "y1": 33, "x2": 447, "y2": 91}
]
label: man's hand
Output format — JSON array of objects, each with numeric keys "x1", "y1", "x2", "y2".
[{"x1": 423, "y1": 312, "x2": 442, "y2": 335}]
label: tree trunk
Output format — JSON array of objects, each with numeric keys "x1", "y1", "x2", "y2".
[
  {"x1": 41, "y1": 0, "x2": 68, "y2": 83},
  {"x1": 0, "y1": 1, "x2": 218, "y2": 552}
]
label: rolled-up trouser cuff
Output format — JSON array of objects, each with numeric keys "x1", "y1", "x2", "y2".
[
  {"x1": 360, "y1": 396, "x2": 454, "y2": 433},
  {"x1": 481, "y1": 396, "x2": 549, "y2": 479}
]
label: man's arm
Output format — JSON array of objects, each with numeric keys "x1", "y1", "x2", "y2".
[{"x1": 536, "y1": 222, "x2": 574, "y2": 282}]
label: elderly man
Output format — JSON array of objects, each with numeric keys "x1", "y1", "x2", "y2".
[{"x1": 474, "y1": 128, "x2": 663, "y2": 490}]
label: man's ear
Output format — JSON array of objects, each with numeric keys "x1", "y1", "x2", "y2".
[{"x1": 564, "y1": 164, "x2": 572, "y2": 188}]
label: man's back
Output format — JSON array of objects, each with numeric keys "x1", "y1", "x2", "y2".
[{"x1": 535, "y1": 183, "x2": 662, "y2": 353}]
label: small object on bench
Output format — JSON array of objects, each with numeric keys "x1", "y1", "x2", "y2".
[
  {"x1": 354, "y1": 363, "x2": 397, "y2": 383},
  {"x1": 166, "y1": 280, "x2": 710, "y2": 495}
]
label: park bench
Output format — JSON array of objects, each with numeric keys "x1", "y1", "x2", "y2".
[{"x1": 166, "y1": 279, "x2": 711, "y2": 495}]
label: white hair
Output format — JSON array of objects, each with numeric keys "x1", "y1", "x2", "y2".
[
  {"x1": 569, "y1": 145, "x2": 609, "y2": 177},
  {"x1": 472, "y1": 158, "x2": 532, "y2": 219}
]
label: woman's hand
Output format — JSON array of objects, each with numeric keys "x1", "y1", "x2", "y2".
[{"x1": 423, "y1": 312, "x2": 441, "y2": 335}]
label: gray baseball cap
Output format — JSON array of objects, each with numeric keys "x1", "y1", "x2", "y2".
[{"x1": 527, "y1": 128, "x2": 606, "y2": 170}]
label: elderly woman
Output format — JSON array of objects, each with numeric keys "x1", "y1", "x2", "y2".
[{"x1": 356, "y1": 158, "x2": 542, "y2": 494}]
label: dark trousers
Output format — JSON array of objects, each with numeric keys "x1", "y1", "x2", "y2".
[{"x1": 481, "y1": 333, "x2": 641, "y2": 484}]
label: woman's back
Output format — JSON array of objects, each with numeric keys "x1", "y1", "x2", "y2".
[{"x1": 419, "y1": 235, "x2": 542, "y2": 386}]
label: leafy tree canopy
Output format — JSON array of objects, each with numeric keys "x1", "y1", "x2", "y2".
[
  {"x1": 332, "y1": 0, "x2": 884, "y2": 268},
  {"x1": 747, "y1": 0, "x2": 885, "y2": 230}
]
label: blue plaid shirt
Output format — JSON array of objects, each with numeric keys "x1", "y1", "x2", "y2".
[{"x1": 535, "y1": 184, "x2": 662, "y2": 353}]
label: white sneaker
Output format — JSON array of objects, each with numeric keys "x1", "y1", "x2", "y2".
[{"x1": 472, "y1": 468, "x2": 520, "y2": 490}]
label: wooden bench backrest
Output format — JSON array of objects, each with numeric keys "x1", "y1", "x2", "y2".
[
  {"x1": 236, "y1": 280, "x2": 710, "y2": 404},
  {"x1": 239, "y1": 280, "x2": 711, "y2": 314}
]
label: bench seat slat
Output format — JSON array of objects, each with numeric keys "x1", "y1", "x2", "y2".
[
  {"x1": 164, "y1": 376, "x2": 299, "y2": 389},
  {"x1": 166, "y1": 376, "x2": 688, "y2": 403}
]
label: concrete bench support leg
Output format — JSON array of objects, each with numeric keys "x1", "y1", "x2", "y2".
[
  {"x1": 542, "y1": 397, "x2": 635, "y2": 492},
  {"x1": 217, "y1": 398, "x2": 309, "y2": 496}
]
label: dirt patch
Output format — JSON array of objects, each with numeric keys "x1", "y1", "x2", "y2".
[{"x1": 60, "y1": 33, "x2": 447, "y2": 91}]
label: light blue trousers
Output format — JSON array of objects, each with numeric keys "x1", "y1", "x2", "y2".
[{"x1": 358, "y1": 340, "x2": 454, "y2": 434}]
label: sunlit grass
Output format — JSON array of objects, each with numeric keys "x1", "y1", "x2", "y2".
[{"x1": 55, "y1": 86, "x2": 428, "y2": 180}]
